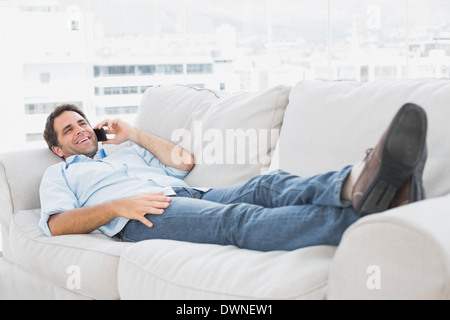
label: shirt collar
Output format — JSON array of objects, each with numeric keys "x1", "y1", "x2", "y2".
[{"x1": 65, "y1": 148, "x2": 107, "y2": 168}]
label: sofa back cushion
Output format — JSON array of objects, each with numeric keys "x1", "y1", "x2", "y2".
[
  {"x1": 276, "y1": 79, "x2": 450, "y2": 199},
  {"x1": 135, "y1": 85, "x2": 291, "y2": 188}
]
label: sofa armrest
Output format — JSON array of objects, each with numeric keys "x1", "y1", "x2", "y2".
[
  {"x1": 0, "y1": 148, "x2": 62, "y2": 215},
  {"x1": 0, "y1": 148, "x2": 62, "y2": 256},
  {"x1": 327, "y1": 195, "x2": 450, "y2": 300}
]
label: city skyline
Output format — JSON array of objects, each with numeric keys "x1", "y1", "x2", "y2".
[
  {"x1": 1, "y1": 0, "x2": 449, "y2": 153},
  {"x1": 60, "y1": 0, "x2": 450, "y2": 41}
]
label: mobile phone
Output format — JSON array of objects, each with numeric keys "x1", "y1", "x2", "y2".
[{"x1": 94, "y1": 128, "x2": 108, "y2": 142}]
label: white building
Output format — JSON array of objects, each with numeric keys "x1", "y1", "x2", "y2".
[
  {"x1": 0, "y1": 0, "x2": 92, "y2": 152},
  {"x1": 0, "y1": 1, "x2": 238, "y2": 152},
  {"x1": 91, "y1": 56, "x2": 238, "y2": 126}
]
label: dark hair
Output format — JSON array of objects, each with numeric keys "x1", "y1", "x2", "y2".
[{"x1": 43, "y1": 104, "x2": 89, "y2": 149}]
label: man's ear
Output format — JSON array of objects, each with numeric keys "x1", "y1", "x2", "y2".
[{"x1": 51, "y1": 146, "x2": 64, "y2": 159}]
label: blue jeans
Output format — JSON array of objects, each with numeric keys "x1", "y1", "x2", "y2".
[{"x1": 118, "y1": 168, "x2": 359, "y2": 251}]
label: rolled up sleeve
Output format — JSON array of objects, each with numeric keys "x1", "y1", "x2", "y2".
[
  {"x1": 39, "y1": 164, "x2": 79, "y2": 237},
  {"x1": 133, "y1": 144, "x2": 190, "y2": 180}
]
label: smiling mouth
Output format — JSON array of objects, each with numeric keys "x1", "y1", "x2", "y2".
[{"x1": 77, "y1": 137, "x2": 90, "y2": 145}]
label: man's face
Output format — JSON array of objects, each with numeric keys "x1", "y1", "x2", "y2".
[{"x1": 51, "y1": 111, "x2": 99, "y2": 159}]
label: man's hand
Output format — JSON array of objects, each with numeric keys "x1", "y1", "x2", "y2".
[
  {"x1": 112, "y1": 192, "x2": 172, "y2": 228},
  {"x1": 94, "y1": 119, "x2": 136, "y2": 145},
  {"x1": 95, "y1": 118, "x2": 195, "y2": 172},
  {"x1": 48, "y1": 192, "x2": 172, "y2": 236}
]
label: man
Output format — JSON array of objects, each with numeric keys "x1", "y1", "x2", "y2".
[{"x1": 39, "y1": 103, "x2": 428, "y2": 252}]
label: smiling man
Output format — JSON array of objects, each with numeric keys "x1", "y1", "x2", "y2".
[
  {"x1": 41, "y1": 104, "x2": 194, "y2": 236},
  {"x1": 39, "y1": 103, "x2": 428, "y2": 251}
]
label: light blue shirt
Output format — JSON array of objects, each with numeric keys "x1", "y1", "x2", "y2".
[{"x1": 39, "y1": 144, "x2": 190, "y2": 237}]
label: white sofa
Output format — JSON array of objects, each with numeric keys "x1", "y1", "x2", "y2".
[{"x1": 1, "y1": 79, "x2": 450, "y2": 300}]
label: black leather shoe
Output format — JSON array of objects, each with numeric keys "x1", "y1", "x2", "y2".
[
  {"x1": 353, "y1": 103, "x2": 428, "y2": 216},
  {"x1": 389, "y1": 144, "x2": 427, "y2": 208}
]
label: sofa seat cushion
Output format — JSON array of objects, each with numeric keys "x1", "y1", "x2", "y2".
[
  {"x1": 118, "y1": 240, "x2": 336, "y2": 300},
  {"x1": 9, "y1": 209, "x2": 132, "y2": 300}
]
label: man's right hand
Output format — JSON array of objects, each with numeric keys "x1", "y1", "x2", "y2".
[
  {"x1": 112, "y1": 192, "x2": 172, "y2": 228},
  {"x1": 94, "y1": 118, "x2": 135, "y2": 146},
  {"x1": 48, "y1": 192, "x2": 172, "y2": 236}
]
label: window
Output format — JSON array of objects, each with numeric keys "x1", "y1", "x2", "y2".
[
  {"x1": 71, "y1": 20, "x2": 80, "y2": 31},
  {"x1": 1, "y1": 0, "x2": 449, "y2": 153},
  {"x1": 40, "y1": 73, "x2": 50, "y2": 83},
  {"x1": 25, "y1": 102, "x2": 83, "y2": 115},
  {"x1": 96, "y1": 106, "x2": 139, "y2": 116},
  {"x1": 155, "y1": 64, "x2": 184, "y2": 75},
  {"x1": 187, "y1": 64, "x2": 213, "y2": 74},
  {"x1": 138, "y1": 65, "x2": 156, "y2": 75},
  {"x1": 94, "y1": 66, "x2": 136, "y2": 77},
  {"x1": 141, "y1": 86, "x2": 153, "y2": 93},
  {"x1": 95, "y1": 86, "x2": 139, "y2": 96}
]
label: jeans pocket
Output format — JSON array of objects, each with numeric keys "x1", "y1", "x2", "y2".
[{"x1": 173, "y1": 187, "x2": 204, "y2": 199}]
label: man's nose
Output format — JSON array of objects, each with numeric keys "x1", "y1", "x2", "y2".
[{"x1": 75, "y1": 125, "x2": 86, "y2": 135}]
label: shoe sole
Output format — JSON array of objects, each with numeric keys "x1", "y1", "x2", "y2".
[{"x1": 356, "y1": 103, "x2": 428, "y2": 216}]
